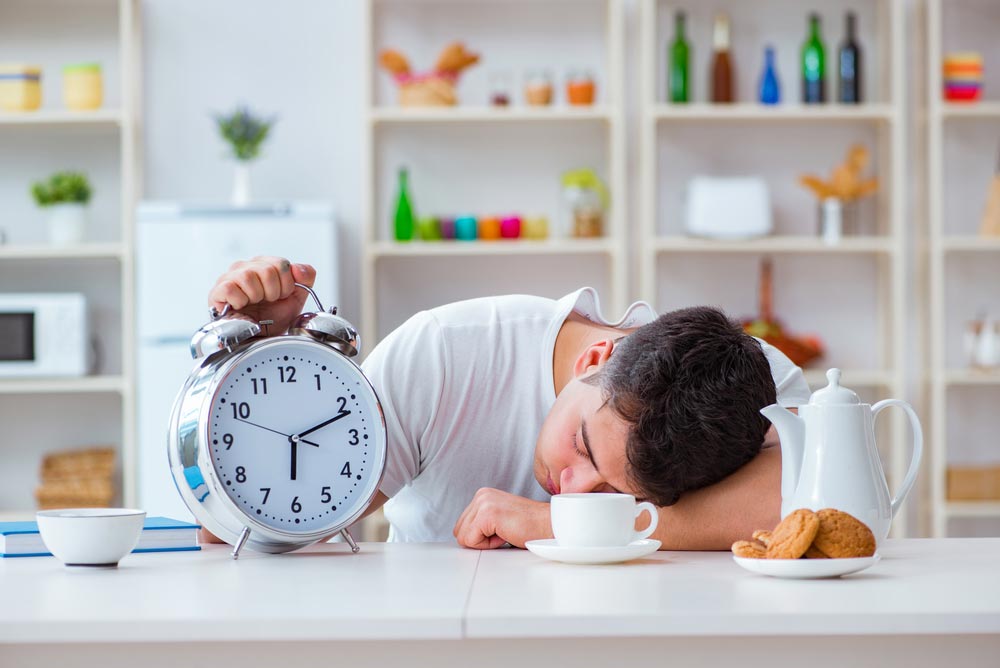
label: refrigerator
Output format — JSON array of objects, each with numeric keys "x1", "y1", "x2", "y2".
[{"x1": 136, "y1": 202, "x2": 338, "y2": 521}]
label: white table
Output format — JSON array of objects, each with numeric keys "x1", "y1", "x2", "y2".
[{"x1": 2, "y1": 539, "x2": 999, "y2": 668}]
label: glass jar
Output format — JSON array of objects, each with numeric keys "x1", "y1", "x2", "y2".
[
  {"x1": 63, "y1": 63, "x2": 103, "y2": 111},
  {"x1": 562, "y1": 169, "x2": 608, "y2": 238},
  {"x1": 566, "y1": 70, "x2": 596, "y2": 106},
  {"x1": 524, "y1": 70, "x2": 553, "y2": 106},
  {"x1": 489, "y1": 71, "x2": 512, "y2": 107},
  {"x1": 0, "y1": 64, "x2": 42, "y2": 111}
]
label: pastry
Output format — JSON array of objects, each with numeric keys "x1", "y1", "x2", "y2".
[
  {"x1": 812, "y1": 508, "x2": 877, "y2": 558},
  {"x1": 765, "y1": 508, "x2": 820, "y2": 559},
  {"x1": 731, "y1": 540, "x2": 767, "y2": 559},
  {"x1": 804, "y1": 544, "x2": 830, "y2": 559},
  {"x1": 751, "y1": 529, "x2": 772, "y2": 547}
]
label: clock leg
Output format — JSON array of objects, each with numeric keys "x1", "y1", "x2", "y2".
[
  {"x1": 232, "y1": 526, "x2": 251, "y2": 560},
  {"x1": 340, "y1": 528, "x2": 360, "y2": 554}
]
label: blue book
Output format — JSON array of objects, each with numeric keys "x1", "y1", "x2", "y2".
[{"x1": 0, "y1": 516, "x2": 201, "y2": 558}]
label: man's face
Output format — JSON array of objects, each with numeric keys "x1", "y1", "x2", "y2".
[{"x1": 533, "y1": 372, "x2": 637, "y2": 498}]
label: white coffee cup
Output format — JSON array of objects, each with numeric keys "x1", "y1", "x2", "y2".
[{"x1": 550, "y1": 493, "x2": 658, "y2": 548}]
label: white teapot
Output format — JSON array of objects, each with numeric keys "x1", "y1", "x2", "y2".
[{"x1": 760, "y1": 369, "x2": 923, "y2": 543}]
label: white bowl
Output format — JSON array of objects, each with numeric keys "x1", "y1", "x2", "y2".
[{"x1": 36, "y1": 508, "x2": 146, "y2": 567}]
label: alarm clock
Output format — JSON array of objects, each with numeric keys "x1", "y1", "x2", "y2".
[{"x1": 167, "y1": 284, "x2": 387, "y2": 559}]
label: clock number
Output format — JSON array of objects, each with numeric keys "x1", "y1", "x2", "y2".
[
  {"x1": 251, "y1": 378, "x2": 268, "y2": 395},
  {"x1": 259, "y1": 487, "x2": 270, "y2": 504},
  {"x1": 314, "y1": 374, "x2": 322, "y2": 391},
  {"x1": 222, "y1": 433, "x2": 234, "y2": 450},
  {"x1": 235, "y1": 466, "x2": 247, "y2": 483},
  {"x1": 291, "y1": 496, "x2": 302, "y2": 513},
  {"x1": 231, "y1": 402, "x2": 250, "y2": 419},
  {"x1": 340, "y1": 462, "x2": 352, "y2": 478},
  {"x1": 321, "y1": 486, "x2": 332, "y2": 503},
  {"x1": 336, "y1": 396, "x2": 348, "y2": 415},
  {"x1": 349, "y1": 429, "x2": 359, "y2": 446},
  {"x1": 279, "y1": 366, "x2": 297, "y2": 383}
]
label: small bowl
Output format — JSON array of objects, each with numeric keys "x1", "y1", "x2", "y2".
[{"x1": 37, "y1": 508, "x2": 145, "y2": 567}]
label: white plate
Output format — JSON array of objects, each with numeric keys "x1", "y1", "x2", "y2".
[
  {"x1": 733, "y1": 553, "x2": 880, "y2": 579},
  {"x1": 525, "y1": 538, "x2": 661, "y2": 565}
]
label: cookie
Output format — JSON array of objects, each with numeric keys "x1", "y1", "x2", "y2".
[
  {"x1": 812, "y1": 508, "x2": 876, "y2": 558},
  {"x1": 731, "y1": 540, "x2": 767, "y2": 559},
  {"x1": 765, "y1": 508, "x2": 820, "y2": 559},
  {"x1": 804, "y1": 544, "x2": 830, "y2": 559},
  {"x1": 752, "y1": 529, "x2": 772, "y2": 547}
]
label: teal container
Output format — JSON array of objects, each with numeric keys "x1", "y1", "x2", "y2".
[{"x1": 455, "y1": 215, "x2": 477, "y2": 241}]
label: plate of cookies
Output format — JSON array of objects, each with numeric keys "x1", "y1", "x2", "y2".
[{"x1": 731, "y1": 508, "x2": 879, "y2": 579}]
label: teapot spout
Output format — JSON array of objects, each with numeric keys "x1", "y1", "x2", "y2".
[{"x1": 760, "y1": 404, "x2": 806, "y2": 508}]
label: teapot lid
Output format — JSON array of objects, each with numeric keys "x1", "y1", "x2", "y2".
[{"x1": 809, "y1": 368, "x2": 861, "y2": 405}]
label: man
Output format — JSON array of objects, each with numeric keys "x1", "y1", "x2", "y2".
[{"x1": 208, "y1": 257, "x2": 809, "y2": 550}]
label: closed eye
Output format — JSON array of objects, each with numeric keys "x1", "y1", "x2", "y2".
[{"x1": 572, "y1": 432, "x2": 590, "y2": 460}]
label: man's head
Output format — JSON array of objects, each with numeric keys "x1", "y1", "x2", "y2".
[{"x1": 533, "y1": 306, "x2": 777, "y2": 506}]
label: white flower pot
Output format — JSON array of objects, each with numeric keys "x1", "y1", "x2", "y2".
[
  {"x1": 231, "y1": 163, "x2": 251, "y2": 206},
  {"x1": 46, "y1": 203, "x2": 87, "y2": 245}
]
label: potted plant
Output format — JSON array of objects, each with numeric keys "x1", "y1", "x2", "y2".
[
  {"x1": 214, "y1": 105, "x2": 275, "y2": 206},
  {"x1": 31, "y1": 171, "x2": 93, "y2": 245}
]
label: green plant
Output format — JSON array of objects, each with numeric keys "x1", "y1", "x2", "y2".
[
  {"x1": 31, "y1": 171, "x2": 93, "y2": 207},
  {"x1": 214, "y1": 105, "x2": 276, "y2": 162}
]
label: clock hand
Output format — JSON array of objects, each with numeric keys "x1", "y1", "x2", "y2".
[
  {"x1": 290, "y1": 438, "x2": 297, "y2": 481},
  {"x1": 235, "y1": 417, "x2": 320, "y2": 447},
  {"x1": 295, "y1": 409, "x2": 352, "y2": 440}
]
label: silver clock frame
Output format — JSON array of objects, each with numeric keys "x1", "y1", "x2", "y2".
[{"x1": 167, "y1": 335, "x2": 387, "y2": 558}]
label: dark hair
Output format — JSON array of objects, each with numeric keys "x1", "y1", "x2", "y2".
[{"x1": 584, "y1": 306, "x2": 776, "y2": 506}]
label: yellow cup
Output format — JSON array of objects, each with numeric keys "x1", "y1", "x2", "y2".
[
  {"x1": 0, "y1": 64, "x2": 42, "y2": 111},
  {"x1": 63, "y1": 63, "x2": 103, "y2": 111}
]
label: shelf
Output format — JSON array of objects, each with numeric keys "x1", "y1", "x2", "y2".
[
  {"x1": 945, "y1": 501, "x2": 1000, "y2": 518},
  {"x1": 803, "y1": 369, "x2": 894, "y2": 388},
  {"x1": 651, "y1": 104, "x2": 895, "y2": 123},
  {"x1": 0, "y1": 242, "x2": 126, "y2": 260},
  {"x1": 0, "y1": 109, "x2": 123, "y2": 127},
  {"x1": 0, "y1": 376, "x2": 126, "y2": 395},
  {"x1": 371, "y1": 106, "x2": 613, "y2": 124},
  {"x1": 943, "y1": 370, "x2": 1000, "y2": 386},
  {"x1": 940, "y1": 237, "x2": 1000, "y2": 253},
  {"x1": 939, "y1": 102, "x2": 1000, "y2": 119},
  {"x1": 369, "y1": 238, "x2": 616, "y2": 258},
  {"x1": 653, "y1": 236, "x2": 894, "y2": 254},
  {"x1": 0, "y1": 510, "x2": 37, "y2": 523}
]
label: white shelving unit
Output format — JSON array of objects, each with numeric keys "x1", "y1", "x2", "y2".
[
  {"x1": 0, "y1": 0, "x2": 141, "y2": 517},
  {"x1": 639, "y1": 0, "x2": 912, "y2": 535},
  {"x1": 361, "y1": 0, "x2": 627, "y2": 342},
  {"x1": 926, "y1": 0, "x2": 1000, "y2": 537}
]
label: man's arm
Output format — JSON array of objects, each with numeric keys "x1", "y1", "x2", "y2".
[{"x1": 647, "y1": 444, "x2": 781, "y2": 550}]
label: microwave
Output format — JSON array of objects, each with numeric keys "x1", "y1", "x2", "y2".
[{"x1": 0, "y1": 293, "x2": 89, "y2": 377}]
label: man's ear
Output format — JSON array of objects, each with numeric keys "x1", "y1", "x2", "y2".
[{"x1": 573, "y1": 338, "x2": 616, "y2": 378}]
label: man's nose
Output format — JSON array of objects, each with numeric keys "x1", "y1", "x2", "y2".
[{"x1": 560, "y1": 465, "x2": 603, "y2": 494}]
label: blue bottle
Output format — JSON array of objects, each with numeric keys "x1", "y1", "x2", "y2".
[{"x1": 758, "y1": 46, "x2": 781, "y2": 105}]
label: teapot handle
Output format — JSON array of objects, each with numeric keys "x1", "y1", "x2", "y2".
[{"x1": 872, "y1": 399, "x2": 924, "y2": 518}]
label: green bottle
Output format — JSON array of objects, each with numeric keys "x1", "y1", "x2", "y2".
[
  {"x1": 393, "y1": 167, "x2": 414, "y2": 241},
  {"x1": 802, "y1": 13, "x2": 826, "y2": 103},
  {"x1": 669, "y1": 11, "x2": 690, "y2": 103}
]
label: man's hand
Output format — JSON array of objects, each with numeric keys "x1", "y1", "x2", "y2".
[
  {"x1": 453, "y1": 488, "x2": 551, "y2": 549},
  {"x1": 208, "y1": 256, "x2": 316, "y2": 335}
]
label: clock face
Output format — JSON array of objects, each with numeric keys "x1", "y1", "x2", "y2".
[{"x1": 206, "y1": 338, "x2": 384, "y2": 534}]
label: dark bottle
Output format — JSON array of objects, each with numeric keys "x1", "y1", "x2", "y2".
[
  {"x1": 669, "y1": 11, "x2": 690, "y2": 103},
  {"x1": 758, "y1": 46, "x2": 781, "y2": 104},
  {"x1": 710, "y1": 12, "x2": 734, "y2": 103},
  {"x1": 801, "y1": 13, "x2": 826, "y2": 103},
  {"x1": 838, "y1": 12, "x2": 862, "y2": 103},
  {"x1": 393, "y1": 167, "x2": 414, "y2": 241}
]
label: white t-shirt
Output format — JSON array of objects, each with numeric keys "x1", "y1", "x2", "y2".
[{"x1": 361, "y1": 288, "x2": 811, "y2": 543}]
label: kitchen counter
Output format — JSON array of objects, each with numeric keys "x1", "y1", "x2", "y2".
[{"x1": 2, "y1": 539, "x2": 999, "y2": 667}]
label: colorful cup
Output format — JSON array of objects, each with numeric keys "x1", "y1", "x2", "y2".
[
  {"x1": 522, "y1": 216, "x2": 549, "y2": 240},
  {"x1": 478, "y1": 216, "x2": 501, "y2": 240},
  {"x1": 455, "y1": 215, "x2": 477, "y2": 241},
  {"x1": 416, "y1": 216, "x2": 441, "y2": 241},
  {"x1": 500, "y1": 215, "x2": 522, "y2": 239},
  {"x1": 439, "y1": 217, "x2": 456, "y2": 240}
]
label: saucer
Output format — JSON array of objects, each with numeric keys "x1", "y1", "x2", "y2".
[
  {"x1": 525, "y1": 538, "x2": 661, "y2": 565},
  {"x1": 733, "y1": 552, "x2": 880, "y2": 579}
]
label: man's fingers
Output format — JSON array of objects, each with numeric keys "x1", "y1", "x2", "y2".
[
  {"x1": 233, "y1": 269, "x2": 266, "y2": 304},
  {"x1": 291, "y1": 263, "x2": 316, "y2": 288}
]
